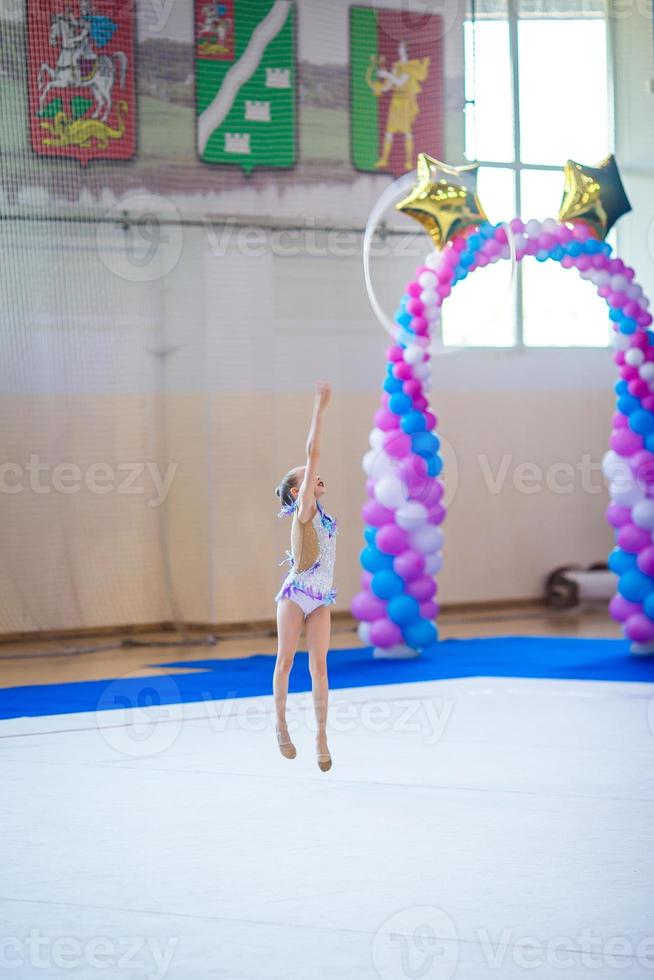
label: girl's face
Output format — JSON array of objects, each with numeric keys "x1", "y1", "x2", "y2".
[{"x1": 291, "y1": 467, "x2": 326, "y2": 500}]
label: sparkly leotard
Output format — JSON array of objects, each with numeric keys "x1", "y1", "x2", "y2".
[{"x1": 275, "y1": 501, "x2": 338, "y2": 616}]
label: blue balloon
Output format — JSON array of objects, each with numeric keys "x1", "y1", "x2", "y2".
[
  {"x1": 619, "y1": 570, "x2": 654, "y2": 603},
  {"x1": 403, "y1": 618, "x2": 438, "y2": 650},
  {"x1": 460, "y1": 252, "x2": 474, "y2": 267},
  {"x1": 396, "y1": 311, "x2": 412, "y2": 328},
  {"x1": 609, "y1": 308, "x2": 623, "y2": 323},
  {"x1": 371, "y1": 570, "x2": 404, "y2": 600},
  {"x1": 467, "y1": 234, "x2": 482, "y2": 251},
  {"x1": 608, "y1": 548, "x2": 637, "y2": 576},
  {"x1": 620, "y1": 318, "x2": 638, "y2": 335},
  {"x1": 389, "y1": 392, "x2": 412, "y2": 415},
  {"x1": 388, "y1": 594, "x2": 420, "y2": 626},
  {"x1": 617, "y1": 394, "x2": 640, "y2": 416},
  {"x1": 615, "y1": 380, "x2": 628, "y2": 396},
  {"x1": 364, "y1": 526, "x2": 377, "y2": 547},
  {"x1": 646, "y1": 433, "x2": 654, "y2": 453},
  {"x1": 551, "y1": 246, "x2": 565, "y2": 261},
  {"x1": 412, "y1": 432, "x2": 440, "y2": 457},
  {"x1": 630, "y1": 410, "x2": 654, "y2": 435},
  {"x1": 361, "y1": 547, "x2": 394, "y2": 574},
  {"x1": 427, "y1": 455, "x2": 443, "y2": 477},
  {"x1": 384, "y1": 376, "x2": 403, "y2": 395},
  {"x1": 567, "y1": 242, "x2": 582, "y2": 257},
  {"x1": 647, "y1": 331, "x2": 654, "y2": 347},
  {"x1": 536, "y1": 250, "x2": 549, "y2": 262},
  {"x1": 644, "y1": 592, "x2": 654, "y2": 621},
  {"x1": 585, "y1": 238, "x2": 601, "y2": 254},
  {"x1": 401, "y1": 411, "x2": 427, "y2": 434}
]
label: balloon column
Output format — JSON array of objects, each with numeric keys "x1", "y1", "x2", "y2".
[{"x1": 353, "y1": 153, "x2": 649, "y2": 657}]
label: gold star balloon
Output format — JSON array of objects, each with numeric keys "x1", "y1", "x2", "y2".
[
  {"x1": 395, "y1": 154, "x2": 489, "y2": 250},
  {"x1": 558, "y1": 155, "x2": 632, "y2": 239}
]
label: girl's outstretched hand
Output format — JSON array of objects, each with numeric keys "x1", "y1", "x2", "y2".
[{"x1": 315, "y1": 381, "x2": 332, "y2": 410}]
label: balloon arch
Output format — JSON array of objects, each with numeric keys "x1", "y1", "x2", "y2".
[{"x1": 352, "y1": 212, "x2": 654, "y2": 659}]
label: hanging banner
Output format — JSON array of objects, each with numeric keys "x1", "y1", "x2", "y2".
[
  {"x1": 195, "y1": 0, "x2": 297, "y2": 172},
  {"x1": 350, "y1": 6, "x2": 444, "y2": 177},
  {"x1": 27, "y1": 0, "x2": 136, "y2": 166}
]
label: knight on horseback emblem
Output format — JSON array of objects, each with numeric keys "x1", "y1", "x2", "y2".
[{"x1": 28, "y1": 0, "x2": 135, "y2": 162}]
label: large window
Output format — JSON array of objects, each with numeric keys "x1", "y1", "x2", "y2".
[{"x1": 444, "y1": 0, "x2": 612, "y2": 348}]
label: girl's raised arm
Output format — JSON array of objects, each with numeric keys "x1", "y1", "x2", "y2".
[{"x1": 297, "y1": 381, "x2": 331, "y2": 523}]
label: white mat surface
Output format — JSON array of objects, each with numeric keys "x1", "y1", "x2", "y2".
[{"x1": 2, "y1": 675, "x2": 653, "y2": 979}]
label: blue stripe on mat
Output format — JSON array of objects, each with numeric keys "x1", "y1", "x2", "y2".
[{"x1": 1, "y1": 637, "x2": 653, "y2": 721}]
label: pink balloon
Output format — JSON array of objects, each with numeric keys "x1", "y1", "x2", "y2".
[
  {"x1": 606, "y1": 503, "x2": 632, "y2": 528},
  {"x1": 414, "y1": 396, "x2": 428, "y2": 411},
  {"x1": 370, "y1": 617, "x2": 403, "y2": 648},
  {"x1": 637, "y1": 546, "x2": 654, "y2": 577},
  {"x1": 361, "y1": 571, "x2": 373, "y2": 589},
  {"x1": 617, "y1": 524, "x2": 651, "y2": 554},
  {"x1": 630, "y1": 331, "x2": 648, "y2": 350},
  {"x1": 625, "y1": 613, "x2": 654, "y2": 643},
  {"x1": 406, "y1": 298, "x2": 424, "y2": 316},
  {"x1": 437, "y1": 283, "x2": 451, "y2": 299},
  {"x1": 424, "y1": 411, "x2": 437, "y2": 430},
  {"x1": 628, "y1": 379, "x2": 649, "y2": 399},
  {"x1": 374, "y1": 408, "x2": 400, "y2": 431},
  {"x1": 632, "y1": 450, "x2": 654, "y2": 490},
  {"x1": 406, "y1": 575, "x2": 437, "y2": 602},
  {"x1": 623, "y1": 300, "x2": 641, "y2": 319},
  {"x1": 608, "y1": 292, "x2": 627, "y2": 309},
  {"x1": 639, "y1": 312, "x2": 653, "y2": 327},
  {"x1": 411, "y1": 317, "x2": 429, "y2": 335},
  {"x1": 387, "y1": 345, "x2": 403, "y2": 362},
  {"x1": 609, "y1": 258, "x2": 625, "y2": 275},
  {"x1": 376, "y1": 523, "x2": 410, "y2": 556},
  {"x1": 404, "y1": 379, "x2": 421, "y2": 398},
  {"x1": 351, "y1": 591, "x2": 387, "y2": 623},
  {"x1": 572, "y1": 222, "x2": 591, "y2": 241},
  {"x1": 362, "y1": 499, "x2": 395, "y2": 528},
  {"x1": 406, "y1": 282, "x2": 422, "y2": 298},
  {"x1": 643, "y1": 396, "x2": 654, "y2": 413},
  {"x1": 609, "y1": 594, "x2": 641, "y2": 623},
  {"x1": 419, "y1": 600, "x2": 439, "y2": 619},
  {"x1": 365, "y1": 478, "x2": 375, "y2": 498},
  {"x1": 384, "y1": 431, "x2": 411, "y2": 459},
  {"x1": 393, "y1": 549, "x2": 425, "y2": 582},
  {"x1": 393, "y1": 361, "x2": 413, "y2": 381},
  {"x1": 613, "y1": 413, "x2": 629, "y2": 429},
  {"x1": 622, "y1": 366, "x2": 639, "y2": 382},
  {"x1": 611, "y1": 428, "x2": 644, "y2": 457}
]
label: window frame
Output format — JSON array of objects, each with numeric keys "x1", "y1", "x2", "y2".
[{"x1": 461, "y1": 0, "x2": 616, "y2": 351}]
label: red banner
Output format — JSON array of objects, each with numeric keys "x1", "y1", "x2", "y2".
[{"x1": 27, "y1": 0, "x2": 136, "y2": 165}]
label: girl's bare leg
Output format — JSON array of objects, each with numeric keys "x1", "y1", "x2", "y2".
[
  {"x1": 274, "y1": 598, "x2": 304, "y2": 758},
  {"x1": 305, "y1": 604, "x2": 332, "y2": 770}
]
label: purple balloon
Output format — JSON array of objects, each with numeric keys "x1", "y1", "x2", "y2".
[
  {"x1": 370, "y1": 617, "x2": 403, "y2": 648},
  {"x1": 611, "y1": 428, "x2": 643, "y2": 458},
  {"x1": 606, "y1": 503, "x2": 632, "y2": 528},
  {"x1": 637, "y1": 546, "x2": 654, "y2": 577},
  {"x1": 420, "y1": 600, "x2": 439, "y2": 619},
  {"x1": 428, "y1": 504, "x2": 446, "y2": 525},
  {"x1": 374, "y1": 409, "x2": 400, "y2": 432},
  {"x1": 351, "y1": 591, "x2": 387, "y2": 623},
  {"x1": 625, "y1": 613, "x2": 654, "y2": 643},
  {"x1": 362, "y1": 499, "x2": 395, "y2": 528},
  {"x1": 376, "y1": 523, "x2": 410, "y2": 556},
  {"x1": 617, "y1": 523, "x2": 651, "y2": 554},
  {"x1": 609, "y1": 594, "x2": 642, "y2": 623},
  {"x1": 361, "y1": 571, "x2": 373, "y2": 589},
  {"x1": 393, "y1": 549, "x2": 425, "y2": 582},
  {"x1": 406, "y1": 575, "x2": 437, "y2": 602},
  {"x1": 384, "y1": 431, "x2": 412, "y2": 459}
]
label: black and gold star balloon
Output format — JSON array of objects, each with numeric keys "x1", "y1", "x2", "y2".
[
  {"x1": 558, "y1": 155, "x2": 631, "y2": 239},
  {"x1": 396, "y1": 154, "x2": 488, "y2": 250}
]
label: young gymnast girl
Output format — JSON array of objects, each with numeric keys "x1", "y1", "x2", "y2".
[{"x1": 274, "y1": 381, "x2": 337, "y2": 772}]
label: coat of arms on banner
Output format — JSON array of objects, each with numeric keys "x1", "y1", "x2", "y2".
[
  {"x1": 350, "y1": 6, "x2": 444, "y2": 177},
  {"x1": 195, "y1": 0, "x2": 296, "y2": 172},
  {"x1": 27, "y1": 0, "x2": 136, "y2": 165}
]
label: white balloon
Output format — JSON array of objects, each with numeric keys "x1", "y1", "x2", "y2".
[
  {"x1": 612, "y1": 331, "x2": 631, "y2": 350},
  {"x1": 610, "y1": 274, "x2": 629, "y2": 293},
  {"x1": 609, "y1": 480, "x2": 644, "y2": 509},
  {"x1": 397, "y1": 328, "x2": 414, "y2": 347},
  {"x1": 633, "y1": 499, "x2": 654, "y2": 530},
  {"x1": 369, "y1": 451, "x2": 396, "y2": 480},
  {"x1": 420, "y1": 289, "x2": 438, "y2": 307},
  {"x1": 626, "y1": 348, "x2": 645, "y2": 367},
  {"x1": 396, "y1": 501, "x2": 428, "y2": 530},
  {"x1": 362, "y1": 450, "x2": 376, "y2": 476},
  {"x1": 525, "y1": 219, "x2": 542, "y2": 238},
  {"x1": 375, "y1": 475, "x2": 406, "y2": 509},
  {"x1": 410, "y1": 525, "x2": 444, "y2": 554},
  {"x1": 542, "y1": 218, "x2": 560, "y2": 235},
  {"x1": 640, "y1": 363, "x2": 654, "y2": 382},
  {"x1": 404, "y1": 344, "x2": 424, "y2": 365},
  {"x1": 418, "y1": 271, "x2": 437, "y2": 289},
  {"x1": 642, "y1": 296, "x2": 650, "y2": 309},
  {"x1": 373, "y1": 643, "x2": 418, "y2": 659},
  {"x1": 424, "y1": 251, "x2": 440, "y2": 269},
  {"x1": 358, "y1": 622, "x2": 372, "y2": 645},
  {"x1": 414, "y1": 363, "x2": 430, "y2": 381},
  {"x1": 626, "y1": 283, "x2": 643, "y2": 300},
  {"x1": 424, "y1": 551, "x2": 443, "y2": 575},
  {"x1": 369, "y1": 427, "x2": 386, "y2": 451},
  {"x1": 602, "y1": 450, "x2": 632, "y2": 483},
  {"x1": 594, "y1": 270, "x2": 610, "y2": 287}
]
